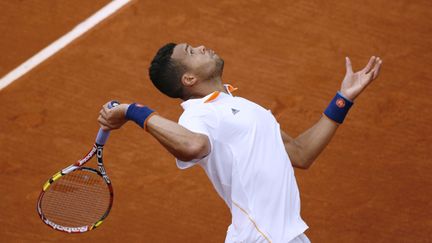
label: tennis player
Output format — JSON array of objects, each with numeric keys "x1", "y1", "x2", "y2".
[{"x1": 98, "y1": 43, "x2": 382, "y2": 243}]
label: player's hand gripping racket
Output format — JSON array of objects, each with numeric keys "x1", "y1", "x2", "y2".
[{"x1": 36, "y1": 101, "x2": 119, "y2": 233}]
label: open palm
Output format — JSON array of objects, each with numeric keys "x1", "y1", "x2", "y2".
[{"x1": 340, "y1": 56, "x2": 382, "y2": 101}]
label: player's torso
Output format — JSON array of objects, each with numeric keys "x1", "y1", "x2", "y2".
[
  {"x1": 199, "y1": 94, "x2": 307, "y2": 242},
  {"x1": 207, "y1": 96, "x2": 293, "y2": 200}
]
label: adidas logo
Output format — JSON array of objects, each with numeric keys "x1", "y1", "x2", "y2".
[{"x1": 231, "y1": 108, "x2": 240, "y2": 115}]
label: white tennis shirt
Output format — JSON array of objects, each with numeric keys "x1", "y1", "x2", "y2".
[{"x1": 176, "y1": 86, "x2": 308, "y2": 243}]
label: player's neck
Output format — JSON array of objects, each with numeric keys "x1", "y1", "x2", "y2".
[{"x1": 184, "y1": 77, "x2": 226, "y2": 100}]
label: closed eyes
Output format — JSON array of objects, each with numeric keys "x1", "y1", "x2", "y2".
[{"x1": 185, "y1": 44, "x2": 197, "y2": 55}]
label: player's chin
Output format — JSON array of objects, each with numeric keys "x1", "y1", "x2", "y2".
[{"x1": 215, "y1": 58, "x2": 224, "y2": 72}]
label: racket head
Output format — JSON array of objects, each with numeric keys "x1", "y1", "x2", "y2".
[{"x1": 36, "y1": 167, "x2": 113, "y2": 233}]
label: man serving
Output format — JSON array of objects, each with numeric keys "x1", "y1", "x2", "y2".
[{"x1": 98, "y1": 43, "x2": 382, "y2": 243}]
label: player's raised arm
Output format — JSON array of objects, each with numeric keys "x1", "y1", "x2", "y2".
[
  {"x1": 145, "y1": 114, "x2": 210, "y2": 162},
  {"x1": 98, "y1": 102, "x2": 210, "y2": 162},
  {"x1": 282, "y1": 56, "x2": 382, "y2": 169}
]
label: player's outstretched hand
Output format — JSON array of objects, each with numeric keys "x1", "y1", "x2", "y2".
[
  {"x1": 98, "y1": 102, "x2": 129, "y2": 130},
  {"x1": 340, "y1": 56, "x2": 382, "y2": 101}
]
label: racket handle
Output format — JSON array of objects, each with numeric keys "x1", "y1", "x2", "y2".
[{"x1": 96, "y1": 100, "x2": 120, "y2": 146}]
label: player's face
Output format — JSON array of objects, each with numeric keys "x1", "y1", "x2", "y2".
[{"x1": 171, "y1": 43, "x2": 224, "y2": 81}]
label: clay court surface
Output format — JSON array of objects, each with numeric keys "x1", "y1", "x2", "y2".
[{"x1": 0, "y1": 0, "x2": 431, "y2": 242}]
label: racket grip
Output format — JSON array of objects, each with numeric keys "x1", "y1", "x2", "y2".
[{"x1": 96, "y1": 100, "x2": 120, "y2": 145}]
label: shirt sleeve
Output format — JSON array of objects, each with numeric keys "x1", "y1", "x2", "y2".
[{"x1": 175, "y1": 105, "x2": 218, "y2": 169}]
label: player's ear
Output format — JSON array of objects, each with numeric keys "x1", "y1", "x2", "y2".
[{"x1": 181, "y1": 72, "x2": 198, "y2": 87}]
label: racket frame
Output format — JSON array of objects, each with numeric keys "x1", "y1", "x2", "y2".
[{"x1": 36, "y1": 144, "x2": 114, "y2": 233}]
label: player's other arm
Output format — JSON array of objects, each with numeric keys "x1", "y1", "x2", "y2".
[
  {"x1": 98, "y1": 105, "x2": 210, "y2": 162},
  {"x1": 281, "y1": 56, "x2": 382, "y2": 169},
  {"x1": 281, "y1": 118, "x2": 338, "y2": 169}
]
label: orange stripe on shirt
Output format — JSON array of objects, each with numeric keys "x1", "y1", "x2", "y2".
[{"x1": 204, "y1": 91, "x2": 220, "y2": 103}]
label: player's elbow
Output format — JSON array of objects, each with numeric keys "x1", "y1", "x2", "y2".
[
  {"x1": 287, "y1": 143, "x2": 312, "y2": 169},
  {"x1": 177, "y1": 134, "x2": 210, "y2": 161},
  {"x1": 292, "y1": 155, "x2": 314, "y2": 170},
  {"x1": 296, "y1": 160, "x2": 312, "y2": 170},
  {"x1": 299, "y1": 155, "x2": 317, "y2": 169},
  {"x1": 292, "y1": 160, "x2": 309, "y2": 169}
]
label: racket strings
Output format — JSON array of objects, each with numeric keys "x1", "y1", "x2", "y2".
[{"x1": 41, "y1": 169, "x2": 111, "y2": 227}]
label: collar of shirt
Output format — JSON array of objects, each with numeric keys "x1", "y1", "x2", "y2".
[{"x1": 180, "y1": 84, "x2": 238, "y2": 110}]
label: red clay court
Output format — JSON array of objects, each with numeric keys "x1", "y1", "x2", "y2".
[{"x1": 0, "y1": 0, "x2": 431, "y2": 242}]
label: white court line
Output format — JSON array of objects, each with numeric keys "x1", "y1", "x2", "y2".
[{"x1": 0, "y1": 0, "x2": 131, "y2": 91}]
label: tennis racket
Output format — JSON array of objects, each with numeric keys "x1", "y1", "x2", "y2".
[{"x1": 36, "y1": 101, "x2": 118, "y2": 233}]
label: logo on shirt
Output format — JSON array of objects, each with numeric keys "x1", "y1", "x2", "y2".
[{"x1": 231, "y1": 108, "x2": 240, "y2": 115}]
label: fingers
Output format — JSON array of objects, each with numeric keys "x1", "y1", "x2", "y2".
[
  {"x1": 372, "y1": 57, "x2": 383, "y2": 79},
  {"x1": 363, "y1": 56, "x2": 376, "y2": 74},
  {"x1": 97, "y1": 115, "x2": 112, "y2": 130},
  {"x1": 345, "y1": 57, "x2": 353, "y2": 74},
  {"x1": 98, "y1": 101, "x2": 129, "y2": 131},
  {"x1": 99, "y1": 106, "x2": 108, "y2": 118},
  {"x1": 362, "y1": 57, "x2": 382, "y2": 87},
  {"x1": 98, "y1": 102, "x2": 115, "y2": 130},
  {"x1": 102, "y1": 102, "x2": 111, "y2": 116}
]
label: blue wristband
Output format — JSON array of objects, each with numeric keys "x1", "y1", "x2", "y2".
[
  {"x1": 323, "y1": 91, "x2": 353, "y2": 124},
  {"x1": 125, "y1": 103, "x2": 155, "y2": 128}
]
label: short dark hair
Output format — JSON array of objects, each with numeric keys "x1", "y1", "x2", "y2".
[{"x1": 148, "y1": 43, "x2": 185, "y2": 98}]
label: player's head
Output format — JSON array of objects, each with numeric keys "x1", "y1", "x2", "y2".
[{"x1": 149, "y1": 42, "x2": 224, "y2": 99}]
